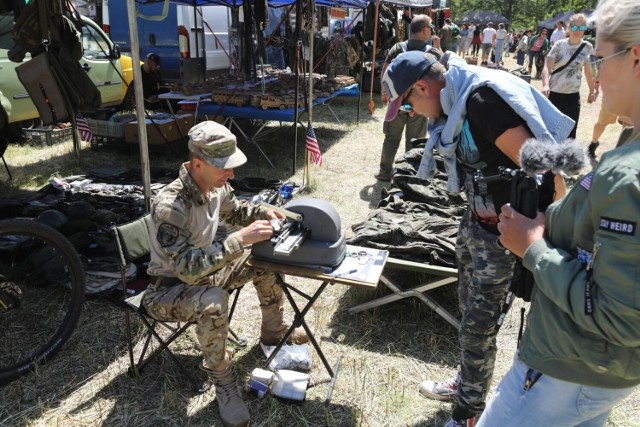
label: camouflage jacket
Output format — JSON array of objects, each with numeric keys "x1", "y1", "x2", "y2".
[{"x1": 147, "y1": 162, "x2": 269, "y2": 284}]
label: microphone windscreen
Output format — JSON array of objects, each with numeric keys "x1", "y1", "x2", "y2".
[
  {"x1": 520, "y1": 138, "x2": 587, "y2": 175},
  {"x1": 551, "y1": 140, "x2": 587, "y2": 175},
  {"x1": 520, "y1": 138, "x2": 556, "y2": 175}
]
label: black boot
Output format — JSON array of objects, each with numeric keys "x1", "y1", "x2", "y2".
[{"x1": 587, "y1": 141, "x2": 600, "y2": 159}]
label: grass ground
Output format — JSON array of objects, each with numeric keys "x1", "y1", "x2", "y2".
[{"x1": 1, "y1": 53, "x2": 637, "y2": 427}]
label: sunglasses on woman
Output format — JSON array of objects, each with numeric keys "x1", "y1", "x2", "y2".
[
  {"x1": 570, "y1": 24, "x2": 588, "y2": 31},
  {"x1": 588, "y1": 48, "x2": 631, "y2": 79}
]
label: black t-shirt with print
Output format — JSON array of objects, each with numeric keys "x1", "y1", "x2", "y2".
[{"x1": 461, "y1": 85, "x2": 529, "y2": 231}]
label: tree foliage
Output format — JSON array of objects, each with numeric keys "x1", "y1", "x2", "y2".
[{"x1": 449, "y1": 0, "x2": 596, "y2": 32}]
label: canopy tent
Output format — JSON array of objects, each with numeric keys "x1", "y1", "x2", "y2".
[
  {"x1": 128, "y1": 0, "x2": 434, "y2": 207},
  {"x1": 454, "y1": 10, "x2": 509, "y2": 26},
  {"x1": 537, "y1": 10, "x2": 593, "y2": 30},
  {"x1": 137, "y1": 0, "x2": 434, "y2": 8}
]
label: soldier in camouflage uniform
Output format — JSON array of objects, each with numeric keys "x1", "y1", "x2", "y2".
[
  {"x1": 144, "y1": 121, "x2": 307, "y2": 427},
  {"x1": 381, "y1": 52, "x2": 569, "y2": 427}
]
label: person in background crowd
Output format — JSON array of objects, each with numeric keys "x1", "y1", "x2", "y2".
[
  {"x1": 458, "y1": 23, "x2": 471, "y2": 57},
  {"x1": 493, "y1": 23, "x2": 508, "y2": 64},
  {"x1": 439, "y1": 18, "x2": 454, "y2": 51},
  {"x1": 477, "y1": 1, "x2": 640, "y2": 425},
  {"x1": 505, "y1": 31, "x2": 513, "y2": 57},
  {"x1": 471, "y1": 23, "x2": 481, "y2": 56},
  {"x1": 381, "y1": 49, "x2": 570, "y2": 427},
  {"x1": 481, "y1": 22, "x2": 497, "y2": 64},
  {"x1": 527, "y1": 28, "x2": 549, "y2": 77},
  {"x1": 550, "y1": 20, "x2": 566, "y2": 45},
  {"x1": 141, "y1": 53, "x2": 169, "y2": 110},
  {"x1": 375, "y1": 14, "x2": 442, "y2": 182},
  {"x1": 451, "y1": 20, "x2": 461, "y2": 53},
  {"x1": 517, "y1": 29, "x2": 532, "y2": 67},
  {"x1": 541, "y1": 13, "x2": 595, "y2": 139},
  {"x1": 589, "y1": 80, "x2": 634, "y2": 159},
  {"x1": 144, "y1": 121, "x2": 308, "y2": 427},
  {"x1": 264, "y1": 5, "x2": 287, "y2": 69}
]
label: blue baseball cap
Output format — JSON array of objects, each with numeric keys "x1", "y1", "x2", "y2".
[{"x1": 382, "y1": 51, "x2": 439, "y2": 121}]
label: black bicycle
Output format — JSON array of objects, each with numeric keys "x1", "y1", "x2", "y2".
[{"x1": 0, "y1": 219, "x2": 85, "y2": 384}]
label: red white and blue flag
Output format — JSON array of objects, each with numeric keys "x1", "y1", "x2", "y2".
[
  {"x1": 305, "y1": 121, "x2": 323, "y2": 166},
  {"x1": 76, "y1": 112, "x2": 93, "y2": 142}
]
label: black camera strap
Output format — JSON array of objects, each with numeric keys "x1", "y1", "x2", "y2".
[{"x1": 552, "y1": 42, "x2": 586, "y2": 75}]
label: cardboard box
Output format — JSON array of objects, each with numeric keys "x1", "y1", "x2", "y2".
[{"x1": 124, "y1": 113, "x2": 192, "y2": 144}]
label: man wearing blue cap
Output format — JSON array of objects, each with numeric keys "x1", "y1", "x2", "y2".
[{"x1": 382, "y1": 51, "x2": 571, "y2": 426}]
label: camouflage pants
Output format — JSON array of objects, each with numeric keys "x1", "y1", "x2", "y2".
[
  {"x1": 455, "y1": 210, "x2": 516, "y2": 415},
  {"x1": 142, "y1": 253, "x2": 283, "y2": 371}
]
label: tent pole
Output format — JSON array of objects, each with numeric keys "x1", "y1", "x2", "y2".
[
  {"x1": 126, "y1": 0, "x2": 152, "y2": 212},
  {"x1": 357, "y1": 6, "x2": 366, "y2": 125},
  {"x1": 293, "y1": 0, "x2": 303, "y2": 176}
]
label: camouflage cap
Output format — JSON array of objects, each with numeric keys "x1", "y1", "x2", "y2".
[{"x1": 188, "y1": 121, "x2": 247, "y2": 169}]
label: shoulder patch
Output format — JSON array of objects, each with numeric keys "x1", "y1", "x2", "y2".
[
  {"x1": 157, "y1": 223, "x2": 180, "y2": 247},
  {"x1": 599, "y1": 217, "x2": 636, "y2": 236},
  {"x1": 579, "y1": 172, "x2": 593, "y2": 190}
]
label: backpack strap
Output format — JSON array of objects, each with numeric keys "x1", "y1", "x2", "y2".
[
  {"x1": 551, "y1": 42, "x2": 586, "y2": 76},
  {"x1": 399, "y1": 41, "x2": 408, "y2": 53}
]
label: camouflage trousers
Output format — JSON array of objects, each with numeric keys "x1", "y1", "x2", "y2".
[
  {"x1": 142, "y1": 253, "x2": 283, "y2": 371},
  {"x1": 455, "y1": 210, "x2": 516, "y2": 415}
]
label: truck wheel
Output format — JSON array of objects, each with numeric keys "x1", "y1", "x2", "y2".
[
  {"x1": 120, "y1": 85, "x2": 135, "y2": 111},
  {"x1": 261, "y1": 105, "x2": 268, "y2": 110},
  {"x1": 279, "y1": 104, "x2": 285, "y2": 110}
]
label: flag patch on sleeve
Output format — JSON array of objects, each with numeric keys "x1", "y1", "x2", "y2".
[{"x1": 580, "y1": 172, "x2": 593, "y2": 190}]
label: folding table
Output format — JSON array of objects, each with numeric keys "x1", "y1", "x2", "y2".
[
  {"x1": 245, "y1": 243, "x2": 387, "y2": 402},
  {"x1": 197, "y1": 84, "x2": 359, "y2": 167}
]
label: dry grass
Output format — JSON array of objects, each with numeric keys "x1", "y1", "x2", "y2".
[{"x1": 1, "y1": 54, "x2": 638, "y2": 427}]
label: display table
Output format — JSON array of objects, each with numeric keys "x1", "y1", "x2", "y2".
[
  {"x1": 158, "y1": 91, "x2": 212, "y2": 126},
  {"x1": 198, "y1": 84, "x2": 359, "y2": 166}
]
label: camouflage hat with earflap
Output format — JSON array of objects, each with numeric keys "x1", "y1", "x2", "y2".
[{"x1": 188, "y1": 121, "x2": 247, "y2": 169}]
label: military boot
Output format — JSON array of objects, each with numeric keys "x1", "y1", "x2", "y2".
[
  {"x1": 260, "y1": 304, "x2": 309, "y2": 345},
  {"x1": 211, "y1": 361, "x2": 250, "y2": 427}
]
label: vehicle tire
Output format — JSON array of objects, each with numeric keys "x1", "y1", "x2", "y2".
[
  {"x1": 261, "y1": 105, "x2": 268, "y2": 110},
  {"x1": 119, "y1": 84, "x2": 135, "y2": 111},
  {"x1": 0, "y1": 219, "x2": 85, "y2": 384},
  {"x1": 279, "y1": 104, "x2": 285, "y2": 110}
]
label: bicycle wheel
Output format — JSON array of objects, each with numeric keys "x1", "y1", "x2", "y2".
[{"x1": 0, "y1": 219, "x2": 85, "y2": 384}]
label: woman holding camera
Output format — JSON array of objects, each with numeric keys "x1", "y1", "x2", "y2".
[{"x1": 477, "y1": 0, "x2": 640, "y2": 425}]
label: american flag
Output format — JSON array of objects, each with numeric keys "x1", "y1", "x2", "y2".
[
  {"x1": 305, "y1": 121, "x2": 323, "y2": 166},
  {"x1": 76, "y1": 112, "x2": 93, "y2": 142}
]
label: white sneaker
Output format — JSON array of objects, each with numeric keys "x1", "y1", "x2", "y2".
[
  {"x1": 443, "y1": 416, "x2": 476, "y2": 427},
  {"x1": 419, "y1": 371, "x2": 460, "y2": 401}
]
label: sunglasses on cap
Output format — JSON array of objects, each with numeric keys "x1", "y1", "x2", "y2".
[
  {"x1": 399, "y1": 83, "x2": 417, "y2": 113},
  {"x1": 570, "y1": 24, "x2": 588, "y2": 31},
  {"x1": 588, "y1": 48, "x2": 631, "y2": 79}
]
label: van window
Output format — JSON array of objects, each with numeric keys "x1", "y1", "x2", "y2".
[
  {"x1": 0, "y1": 12, "x2": 15, "y2": 50},
  {"x1": 82, "y1": 24, "x2": 110, "y2": 59}
]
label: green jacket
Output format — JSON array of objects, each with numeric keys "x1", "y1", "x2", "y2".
[
  {"x1": 520, "y1": 133, "x2": 640, "y2": 388},
  {"x1": 528, "y1": 34, "x2": 549, "y2": 54}
]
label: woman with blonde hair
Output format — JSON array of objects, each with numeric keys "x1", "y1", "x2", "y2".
[
  {"x1": 541, "y1": 13, "x2": 596, "y2": 139},
  {"x1": 476, "y1": 0, "x2": 640, "y2": 425}
]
